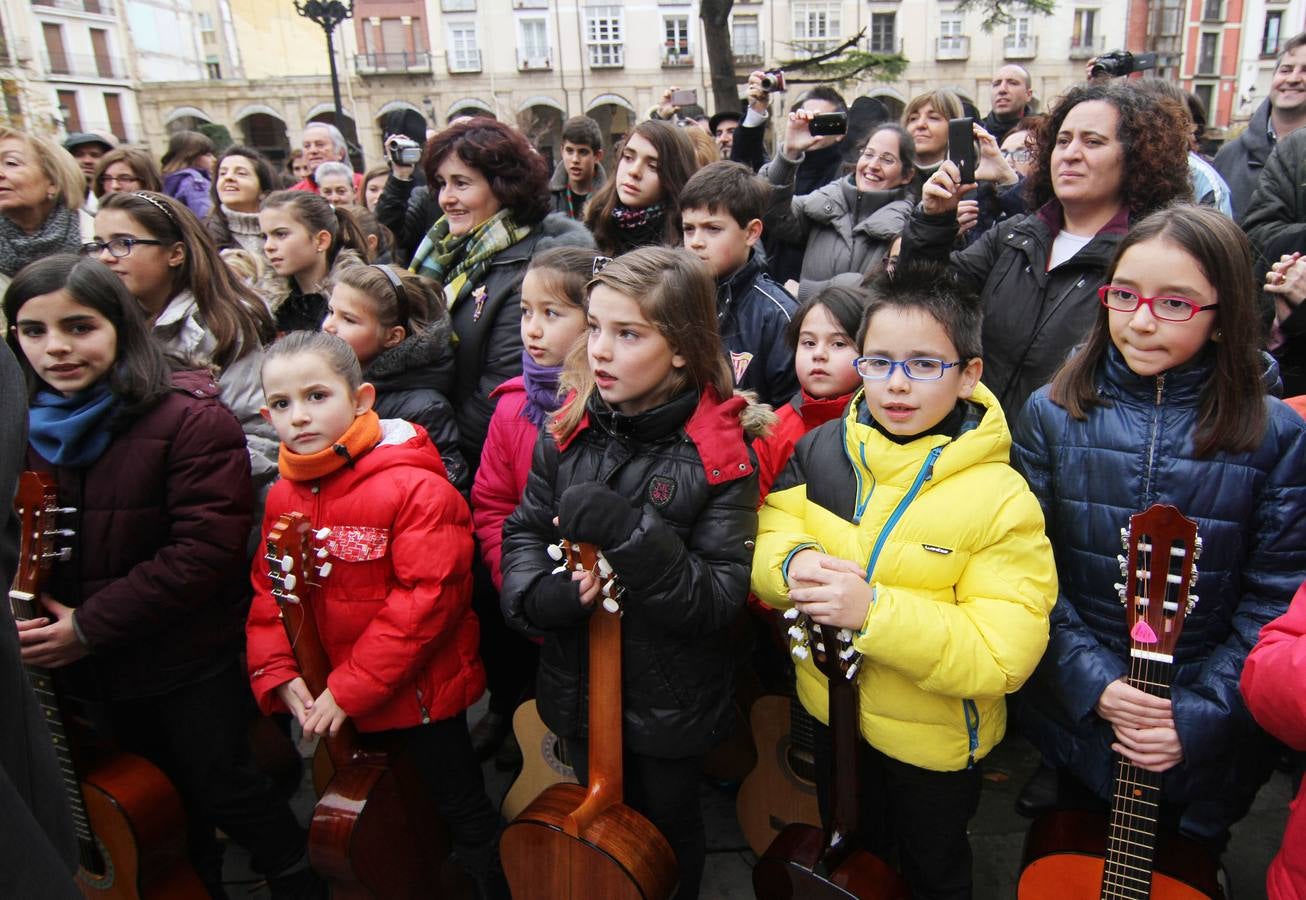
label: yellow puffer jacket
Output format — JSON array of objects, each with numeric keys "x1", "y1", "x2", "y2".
[{"x1": 751, "y1": 383, "x2": 1056, "y2": 771}]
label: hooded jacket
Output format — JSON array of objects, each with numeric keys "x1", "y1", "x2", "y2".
[
  {"x1": 500, "y1": 388, "x2": 770, "y2": 758},
  {"x1": 364, "y1": 314, "x2": 469, "y2": 494},
  {"x1": 1240, "y1": 126, "x2": 1306, "y2": 259},
  {"x1": 245, "y1": 419, "x2": 485, "y2": 732},
  {"x1": 752, "y1": 382, "x2": 1057, "y2": 772},
  {"x1": 754, "y1": 389, "x2": 851, "y2": 500},
  {"x1": 548, "y1": 159, "x2": 608, "y2": 220},
  {"x1": 901, "y1": 200, "x2": 1128, "y2": 420},
  {"x1": 716, "y1": 254, "x2": 799, "y2": 407},
  {"x1": 1214, "y1": 98, "x2": 1277, "y2": 222},
  {"x1": 764, "y1": 156, "x2": 912, "y2": 303},
  {"x1": 163, "y1": 167, "x2": 213, "y2": 219},
  {"x1": 1241, "y1": 583, "x2": 1306, "y2": 900},
  {"x1": 1012, "y1": 347, "x2": 1306, "y2": 840},
  {"x1": 470, "y1": 376, "x2": 537, "y2": 591}
]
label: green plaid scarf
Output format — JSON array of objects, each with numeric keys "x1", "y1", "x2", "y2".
[{"x1": 409, "y1": 209, "x2": 532, "y2": 309}]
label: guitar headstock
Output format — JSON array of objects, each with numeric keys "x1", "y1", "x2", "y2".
[
  {"x1": 547, "y1": 539, "x2": 623, "y2": 614},
  {"x1": 10, "y1": 471, "x2": 75, "y2": 620},
  {"x1": 1115, "y1": 504, "x2": 1200, "y2": 660},
  {"x1": 264, "y1": 512, "x2": 331, "y2": 608},
  {"x1": 783, "y1": 608, "x2": 862, "y2": 682}
]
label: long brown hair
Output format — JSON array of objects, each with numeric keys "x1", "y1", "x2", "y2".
[
  {"x1": 260, "y1": 190, "x2": 371, "y2": 269},
  {"x1": 551, "y1": 247, "x2": 732, "y2": 441},
  {"x1": 1048, "y1": 204, "x2": 1266, "y2": 458},
  {"x1": 92, "y1": 147, "x2": 163, "y2": 198},
  {"x1": 584, "y1": 121, "x2": 698, "y2": 253},
  {"x1": 98, "y1": 191, "x2": 274, "y2": 369},
  {"x1": 160, "y1": 130, "x2": 214, "y2": 175},
  {"x1": 330, "y1": 260, "x2": 440, "y2": 337}
]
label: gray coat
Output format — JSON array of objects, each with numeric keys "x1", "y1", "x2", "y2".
[
  {"x1": 548, "y1": 159, "x2": 607, "y2": 219},
  {"x1": 763, "y1": 153, "x2": 911, "y2": 302},
  {"x1": 1214, "y1": 98, "x2": 1276, "y2": 222}
]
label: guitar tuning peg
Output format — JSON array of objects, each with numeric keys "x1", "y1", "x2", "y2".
[
  {"x1": 602, "y1": 597, "x2": 621, "y2": 614},
  {"x1": 316, "y1": 547, "x2": 329, "y2": 560},
  {"x1": 279, "y1": 555, "x2": 293, "y2": 573},
  {"x1": 1192, "y1": 536, "x2": 1203, "y2": 560},
  {"x1": 550, "y1": 565, "x2": 567, "y2": 576},
  {"x1": 44, "y1": 528, "x2": 75, "y2": 538},
  {"x1": 546, "y1": 543, "x2": 564, "y2": 562},
  {"x1": 1120, "y1": 527, "x2": 1129, "y2": 550},
  {"x1": 1114, "y1": 582, "x2": 1127, "y2": 604},
  {"x1": 597, "y1": 555, "x2": 613, "y2": 578},
  {"x1": 315, "y1": 527, "x2": 331, "y2": 541},
  {"x1": 53, "y1": 547, "x2": 71, "y2": 562},
  {"x1": 791, "y1": 645, "x2": 809, "y2": 661},
  {"x1": 56, "y1": 506, "x2": 77, "y2": 515},
  {"x1": 603, "y1": 577, "x2": 618, "y2": 596},
  {"x1": 282, "y1": 573, "x2": 297, "y2": 592},
  {"x1": 839, "y1": 645, "x2": 856, "y2": 660},
  {"x1": 783, "y1": 607, "x2": 799, "y2": 621},
  {"x1": 814, "y1": 641, "x2": 826, "y2": 653},
  {"x1": 1117, "y1": 554, "x2": 1128, "y2": 578},
  {"x1": 787, "y1": 625, "x2": 805, "y2": 642},
  {"x1": 317, "y1": 562, "x2": 333, "y2": 578},
  {"x1": 1186, "y1": 594, "x2": 1198, "y2": 612},
  {"x1": 837, "y1": 628, "x2": 853, "y2": 642},
  {"x1": 845, "y1": 660, "x2": 860, "y2": 680}
]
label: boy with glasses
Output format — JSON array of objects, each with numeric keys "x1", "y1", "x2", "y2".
[{"x1": 752, "y1": 262, "x2": 1056, "y2": 900}]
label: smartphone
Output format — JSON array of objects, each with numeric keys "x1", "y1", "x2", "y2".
[
  {"x1": 807, "y1": 112, "x2": 848, "y2": 137},
  {"x1": 670, "y1": 88, "x2": 698, "y2": 107},
  {"x1": 947, "y1": 117, "x2": 977, "y2": 184}
]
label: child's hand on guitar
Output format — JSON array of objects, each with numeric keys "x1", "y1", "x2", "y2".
[
  {"x1": 788, "y1": 554, "x2": 874, "y2": 630},
  {"x1": 276, "y1": 677, "x2": 315, "y2": 726},
  {"x1": 302, "y1": 687, "x2": 349, "y2": 737},
  {"x1": 1094, "y1": 678, "x2": 1175, "y2": 730},
  {"x1": 16, "y1": 595, "x2": 88, "y2": 667},
  {"x1": 1110, "y1": 722, "x2": 1184, "y2": 773},
  {"x1": 573, "y1": 568, "x2": 601, "y2": 608}
]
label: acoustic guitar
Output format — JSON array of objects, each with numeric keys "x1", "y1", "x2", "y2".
[
  {"x1": 500, "y1": 539, "x2": 679, "y2": 900},
  {"x1": 264, "y1": 512, "x2": 458, "y2": 899},
  {"x1": 1017, "y1": 504, "x2": 1224, "y2": 900},
  {"x1": 753, "y1": 609, "x2": 910, "y2": 900},
  {"x1": 501, "y1": 699, "x2": 578, "y2": 822},
  {"x1": 11, "y1": 471, "x2": 207, "y2": 899},
  {"x1": 735, "y1": 691, "x2": 822, "y2": 856}
]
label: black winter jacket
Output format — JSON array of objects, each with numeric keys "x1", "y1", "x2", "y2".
[
  {"x1": 716, "y1": 255, "x2": 799, "y2": 407},
  {"x1": 1012, "y1": 348, "x2": 1306, "y2": 843},
  {"x1": 374, "y1": 175, "x2": 441, "y2": 267},
  {"x1": 548, "y1": 159, "x2": 607, "y2": 220},
  {"x1": 901, "y1": 200, "x2": 1128, "y2": 419},
  {"x1": 1213, "y1": 98, "x2": 1276, "y2": 222},
  {"x1": 500, "y1": 388, "x2": 765, "y2": 758},
  {"x1": 364, "y1": 313, "x2": 470, "y2": 494}
]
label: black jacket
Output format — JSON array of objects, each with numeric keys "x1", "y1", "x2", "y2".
[
  {"x1": 901, "y1": 200, "x2": 1128, "y2": 419},
  {"x1": 500, "y1": 389, "x2": 765, "y2": 758},
  {"x1": 364, "y1": 313, "x2": 470, "y2": 494},
  {"x1": 375, "y1": 174, "x2": 441, "y2": 267},
  {"x1": 548, "y1": 159, "x2": 607, "y2": 220},
  {"x1": 981, "y1": 108, "x2": 1031, "y2": 148},
  {"x1": 717, "y1": 254, "x2": 799, "y2": 407}
]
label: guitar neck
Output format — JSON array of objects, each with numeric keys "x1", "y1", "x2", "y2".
[
  {"x1": 824, "y1": 670, "x2": 861, "y2": 864},
  {"x1": 586, "y1": 604, "x2": 624, "y2": 796},
  {"x1": 1100, "y1": 656, "x2": 1173, "y2": 900}
]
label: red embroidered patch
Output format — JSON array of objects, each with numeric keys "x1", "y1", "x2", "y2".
[
  {"x1": 647, "y1": 476, "x2": 676, "y2": 508},
  {"x1": 325, "y1": 526, "x2": 389, "y2": 562}
]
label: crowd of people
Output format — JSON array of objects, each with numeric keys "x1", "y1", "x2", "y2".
[{"x1": 3, "y1": 35, "x2": 1306, "y2": 900}]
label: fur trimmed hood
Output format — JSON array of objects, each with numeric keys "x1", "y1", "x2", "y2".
[{"x1": 363, "y1": 307, "x2": 456, "y2": 396}]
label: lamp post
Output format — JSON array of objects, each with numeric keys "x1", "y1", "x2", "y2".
[{"x1": 294, "y1": 1, "x2": 353, "y2": 126}]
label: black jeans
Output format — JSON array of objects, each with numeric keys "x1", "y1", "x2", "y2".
[
  {"x1": 812, "y1": 721, "x2": 983, "y2": 900},
  {"x1": 107, "y1": 662, "x2": 308, "y2": 890},
  {"x1": 565, "y1": 738, "x2": 706, "y2": 900},
  {"x1": 470, "y1": 552, "x2": 539, "y2": 717}
]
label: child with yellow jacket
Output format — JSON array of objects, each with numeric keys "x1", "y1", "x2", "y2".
[{"x1": 751, "y1": 264, "x2": 1057, "y2": 900}]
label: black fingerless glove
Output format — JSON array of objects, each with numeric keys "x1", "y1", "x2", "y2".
[
  {"x1": 557, "y1": 482, "x2": 642, "y2": 549},
  {"x1": 523, "y1": 574, "x2": 592, "y2": 630}
]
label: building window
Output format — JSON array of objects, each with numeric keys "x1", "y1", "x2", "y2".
[
  {"x1": 205, "y1": 56, "x2": 221, "y2": 79},
  {"x1": 586, "y1": 6, "x2": 624, "y2": 68},
  {"x1": 103, "y1": 91, "x2": 125, "y2": 141},
  {"x1": 197, "y1": 11, "x2": 214, "y2": 33},
  {"x1": 518, "y1": 17, "x2": 550, "y2": 66},
  {"x1": 442, "y1": 0, "x2": 476, "y2": 11},
  {"x1": 1262, "y1": 11, "x2": 1284, "y2": 57},
  {"x1": 1202, "y1": 0, "x2": 1223, "y2": 21},
  {"x1": 1197, "y1": 31, "x2": 1218, "y2": 74},
  {"x1": 793, "y1": 2, "x2": 840, "y2": 52},
  {"x1": 732, "y1": 13, "x2": 761, "y2": 59},
  {"x1": 448, "y1": 22, "x2": 481, "y2": 71},
  {"x1": 939, "y1": 18, "x2": 963, "y2": 46},
  {"x1": 868, "y1": 13, "x2": 895, "y2": 53},
  {"x1": 1008, "y1": 16, "x2": 1031, "y2": 47},
  {"x1": 664, "y1": 14, "x2": 690, "y2": 59},
  {"x1": 1193, "y1": 84, "x2": 1214, "y2": 122},
  {"x1": 1072, "y1": 9, "x2": 1097, "y2": 48},
  {"x1": 42, "y1": 23, "x2": 69, "y2": 75},
  {"x1": 56, "y1": 90, "x2": 81, "y2": 133}
]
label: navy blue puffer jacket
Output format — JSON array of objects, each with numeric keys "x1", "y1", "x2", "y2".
[{"x1": 1011, "y1": 346, "x2": 1306, "y2": 842}]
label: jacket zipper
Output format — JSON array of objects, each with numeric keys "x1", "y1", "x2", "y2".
[
  {"x1": 863, "y1": 445, "x2": 943, "y2": 581},
  {"x1": 416, "y1": 687, "x2": 431, "y2": 724},
  {"x1": 963, "y1": 698, "x2": 980, "y2": 768},
  {"x1": 1141, "y1": 374, "x2": 1165, "y2": 502}
]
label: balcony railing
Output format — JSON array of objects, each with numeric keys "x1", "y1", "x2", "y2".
[
  {"x1": 1069, "y1": 34, "x2": 1105, "y2": 58},
  {"x1": 41, "y1": 51, "x2": 126, "y2": 78},
  {"x1": 935, "y1": 35, "x2": 970, "y2": 60},
  {"x1": 32, "y1": 0, "x2": 109, "y2": 13},
  {"x1": 517, "y1": 49, "x2": 552, "y2": 70},
  {"x1": 1004, "y1": 35, "x2": 1038, "y2": 59},
  {"x1": 446, "y1": 49, "x2": 482, "y2": 73},
  {"x1": 355, "y1": 51, "x2": 432, "y2": 74},
  {"x1": 662, "y1": 49, "x2": 693, "y2": 67},
  {"x1": 868, "y1": 37, "x2": 903, "y2": 54},
  {"x1": 733, "y1": 51, "x2": 763, "y2": 67}
]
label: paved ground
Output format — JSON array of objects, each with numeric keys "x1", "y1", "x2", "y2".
[{"x1": 224, "y1": 694, "x2": 1292, "y2": 899}]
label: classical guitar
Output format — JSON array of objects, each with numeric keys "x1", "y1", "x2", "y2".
[
  {"x1": 735, "y1": 691, "x2": 822, "y2": 856},
  {"x1": 10, "y1": 471, "x2": 208, "y2": 900},
  {"x1": 501, "y1": 539, "x2": 679, "y2": 900},
  {"x1": 1017, "y1": 504, "x2": 1224, "y2": 900},
  {"x1": 264, "y1": 512, "x2": 458, "y2": 899},
  {"x1": 501, "y1": 699, "x2": 578, "y2": 822},
  {"x1": 752, "y1": 609, "x2": 910, "y2": 900}
]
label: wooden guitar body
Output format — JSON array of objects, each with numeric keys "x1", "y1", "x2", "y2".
[
  {"x1": 502, "y1": 783, "x2": 678, "y2": 900},
  {"x1": 736, "y1": 694, "x2": 821, "y2": 856},
  {"x1": 502, "y1": 699, "x2": 578, "y2": 822},
  {"x1": 753, "y1": 823, "x2": 909, "y2": 900},
  {"x1": 1018, "y1": 810, "x2": 1222, "y2": 900}
]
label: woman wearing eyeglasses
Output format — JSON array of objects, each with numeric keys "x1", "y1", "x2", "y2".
[
  {"x1": 1011, "y1": 204, "x2": 1306, "y2": 857},
  {"x1": 765, "y1": 119, "x2": 917, "y2": 302},
  {"x1": 91, "y1": 147, "x2": 163, "y2": 200},
  {"x1": 902, "y1": 82, "x2": 1193, "y2": 420},
  {"x1": 89, "y1": 190, "x2": 279, "y2": 494},
  {"x1": 0, "y1": 128, "x2": 93, "y2": 300}
]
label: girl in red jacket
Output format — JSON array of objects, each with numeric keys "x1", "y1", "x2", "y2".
[{"x1": 245, "y1": 330, "x2": 506, "y2": 897}]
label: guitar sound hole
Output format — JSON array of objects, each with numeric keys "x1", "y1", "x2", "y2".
[
  {"x1": 785, "y1": 741, "x2": 817, "y2": 785},
  {"x1": 78, "y1": 836, "x2": 115, "y2": 889}
]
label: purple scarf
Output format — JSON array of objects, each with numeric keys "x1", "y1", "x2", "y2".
[{"x1": 520, "y1": 350, "x2": 565, "y2": 428}]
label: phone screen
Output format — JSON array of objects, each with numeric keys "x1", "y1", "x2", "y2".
[{"x1": 947, "y1": 117, "x2": 977, "y2": 184}]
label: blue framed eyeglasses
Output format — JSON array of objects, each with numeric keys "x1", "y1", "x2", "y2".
[{"x1": 853, "y1": 356, "x2": 963, "y2": 381}]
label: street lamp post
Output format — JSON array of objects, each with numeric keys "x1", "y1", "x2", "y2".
[{"x1": 294, "y1": 1, "x2": 354, "y2": 126}]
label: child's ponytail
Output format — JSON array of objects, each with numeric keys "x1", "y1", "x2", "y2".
[
  {"x1": 261, "y1": 190, "x2": 374, "y2": 274},
  {"x1": 331, "y1": 204, "x2": 371, "y2": 267},
  {"x1": 331, "y1": 260, "x2": 442, "y2": 337}
]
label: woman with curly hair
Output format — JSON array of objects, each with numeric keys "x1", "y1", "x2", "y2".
[{"x1": 900, "y1": 81, "x2": 1193, "y2": 417}]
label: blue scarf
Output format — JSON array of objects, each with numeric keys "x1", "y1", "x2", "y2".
[
  {"x1": 28, "y1": 384, "x2": 117, "y2": 467},
  {"x1": 520, "y1": 350, "x2": 565, "y2": 428}
]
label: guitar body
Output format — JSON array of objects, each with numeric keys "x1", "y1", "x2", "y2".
[
  {"x1": 502, "y1": 700, "x2": 578, "y2": 822},
  {"x1": 75, "y1": 752, "x2": 208, "y2": 899},
  {"x1": 1017, "y1": 810, "x2": 1223, "y2": 900},
  {"x1": 753, "y1": 823, "x2": 910, "y2": 900},
  {"x1": 501, "y1": 783, "x2": 678, "y2": 900},
  {"x1": 736, "y1": 694, "x2": 821, "y2": 856}
]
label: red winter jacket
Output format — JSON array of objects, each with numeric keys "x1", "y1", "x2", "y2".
[
  {"x1": 1241, "y1": 580, "x2": 1306, "y2": 900},
  {"x1": 470, "y1": 376, "x2": 538, "y2": 591},
  {"x1": 754, "y1": 390, "x2": 853, "y2": 500},
  {"x1": 246, "y1": 419, "x2": 485, "y2": 731}
]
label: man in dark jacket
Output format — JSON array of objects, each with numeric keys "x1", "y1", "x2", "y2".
[
  {"x1": 982, "y1": 64, "x2": 1034, "y2": 147},
  {"x1": 1215, "y1": 31, "x2": 1306, "y2": 221},
  {"x1": 548, "y1": 115, "x2": 607, "y2": 220}
]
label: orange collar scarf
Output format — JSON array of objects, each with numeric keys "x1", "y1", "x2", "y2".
[{"x1": 277, "y1": 410, "x2": 382, "y2": 481}]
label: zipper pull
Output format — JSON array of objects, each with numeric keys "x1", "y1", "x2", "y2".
[{"x1": 1154, "y1": 374, "x2": 1165, "y2": 406}]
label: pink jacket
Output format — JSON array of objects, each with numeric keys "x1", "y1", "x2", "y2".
[
  {"x1": 1241, "y1": 580, "x2": 1306, "y2": 900},
  {"x1": 470, "y1": 377, "x2": 539, "y2": 590}
]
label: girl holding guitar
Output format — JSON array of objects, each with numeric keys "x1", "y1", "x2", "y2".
[
  {"x1": 500, "y1": 248, "x2": 770, "y2": 899},
  {"x1": 244, "y1": 330, "x2": 508, "y2": 898},
  {"x1": 4, "y1": 255, "x2": 314, "y2": 898},
  {"x1": 1012, "y1": 206, "x2": 1306, "y2": 861}
]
